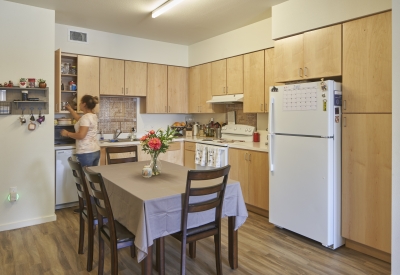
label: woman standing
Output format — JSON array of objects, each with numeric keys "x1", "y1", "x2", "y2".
[{"x1": 60, "y1": 95, "x2": 100, "y2": 167}]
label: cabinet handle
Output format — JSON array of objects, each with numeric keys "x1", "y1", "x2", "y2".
[
  {"x1": 126, "y1": 88, "x2": 128, "y2": 94},
  {"x1": 226, "y1": 87, "x2": 228, "y2": 94},
  {"x1": 245, "y1": 153, "x2": 248, "y2": 161},
  {"x1": 223, "y1": 87, "x2": 225, "y2": 94},
  {"x1": 169, "y1": 106, "x2": 170, "y2": 112},
  {"x1": 261, "y1": 104, "x2": 263, "y2": 111},
  {"x1": 343, "y1": 117, "x2": 347, "y2": 127},
  {"x1": 299, "y1": 68, "x2": 303, "y2": 77},
  {"x1": 343, "y1": 100, "x2": 346, "y2": 110},
  {"x1": 304, "y1": 67, "x2": 308, "y2": 77},
  {"x1": 56, "y1": 103, "x2": 58, "y2": 112}
]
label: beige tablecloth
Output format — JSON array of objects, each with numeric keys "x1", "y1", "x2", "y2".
[{"x1": 90, "y1": 161, "x2": 248, "y2": 262}]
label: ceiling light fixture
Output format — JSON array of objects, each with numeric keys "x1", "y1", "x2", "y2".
[{"x1": 152, "y1": 0, "x2": 185, "y2": 18}]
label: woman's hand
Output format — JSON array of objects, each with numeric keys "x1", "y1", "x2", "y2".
[
  {"x1": 65, "y1": 103, "x2": 73, "y2": 112},
  {"x1": 60, "y1": 129, "x2": 69, "y2": 137}
]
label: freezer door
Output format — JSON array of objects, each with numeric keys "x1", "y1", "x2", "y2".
[
  {"x1": 269, "y1": 134, "x2": 334, "y2": 247},
  {"x1": 55, "y1": 150, "x2": 78, "y2": 205},
  {"x1": 269, "y1": 81, "x2": 337, "y2": 136}
]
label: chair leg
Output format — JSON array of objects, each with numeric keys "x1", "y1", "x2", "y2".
[
  {"x1": 111, "y1": 245, "x2": 119, "y2": 275},
  {"x1": 130, "y1": 244, "x2": 136, "y2": 258},
  {"x1": 189, "y1": 242, "x2": 196, "y2": 259},
  {"x1": 181, "y1": 239, "x2": 186, "y2": 275},
  {"x1": 98, "y1": 235, "x2": 104, "y2": 275},
  {"x1": 78, "y1": 214, "x2": 85, "y2": 254},
  {"x1": 86, "y1": 222, "x2": 94, "y2": 271},
  {"x1": 214, "y1": 234, "x2": 222, "y2": 275}
]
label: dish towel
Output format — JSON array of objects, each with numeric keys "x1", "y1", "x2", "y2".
[
  {"x1": 207, "y1": 146, "x2": 221, "y2": 168},
  {"x1": 195, "y1": 143, "x2": 207, "y2": 166}
]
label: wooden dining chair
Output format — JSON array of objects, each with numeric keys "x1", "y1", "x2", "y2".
[
  {"x1": 169, "y1": 165, "x2": 231, "y2": 275},
  {"x1": 83, "y1": 167, "x2": 136, "y2": 275},
  {"x1": 68, "y1": 156, "x2": 104, "y2": 272},
  {"x1": 106, "y1": 146, "x2": 138, "y2": 165}
]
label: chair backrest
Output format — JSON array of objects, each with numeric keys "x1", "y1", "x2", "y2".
[
  {"x1": 181, "y1": 165, "x2": 231, "y2": 233},
  {"x1": 106, "y1": 146, "x2": 138, "y2": 165},
  {"x1": 68, "y1": 156, "x2": 95, "y2": 219},
  {"x1": 83, "y1": 167, "x2": 116, "y2": 236}
]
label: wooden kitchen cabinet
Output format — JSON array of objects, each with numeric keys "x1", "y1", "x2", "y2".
[
  {"x1": 342, "y1": 11, "x2": 392, "y2": 114},
  {"x1": 243, "y1": 50, "x2": 264, "y2": 113},
  {"x1": 125, "y1": 61, "x2": 147, "y2": 97},
  {"x1": 229, "y1": 148, "x2": 269, "y2": 211},
  {"x1": 211, "y1": 56, "x2": 243, "y2": 96},
  {"x1": 184, "y1": 142, "x2": 196, "y2": 169},
  {"x1": 55, "y1": 51, "x2": 99, "y2": 113},
  {"x1": 188, "y1": 63, "x2": 225, "y2": 114},
  {"x1": 146, "y1": 63, "x2": 168, "y2": 113},
  {"x1": 264, "y1": 48, "x2": 278, "y2": 113},
  {"x1": 274, "y1": 24, "x2": 342, "y2": 82},
  {"x1": 100, "y1": 58, "x2": 125, "y2": 95},
  {"x1": 342, "y1": 114, "x2": 391, "y2": 254},
  {"x1": 168, "y1": 66, "x2": 188, "y2": 113}
]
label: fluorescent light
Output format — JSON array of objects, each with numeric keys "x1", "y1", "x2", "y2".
[{"x1": 152, "y1": 0, "x2": 185, "y2": 18}]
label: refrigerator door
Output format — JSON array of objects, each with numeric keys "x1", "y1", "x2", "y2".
[
  {"x1": 55, "y1": 149, "x2": 78, "y2": 206},
  {"x1": 269, "y1": 81, "x2": 337, "y2": 137},
  {"x1": 269, "y1": 134, "x2": 334, "y2": 247}
]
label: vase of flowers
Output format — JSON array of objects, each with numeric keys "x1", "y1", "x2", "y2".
[{"x1": 140, "y1": 126, "x2": 176, "y2": 176}]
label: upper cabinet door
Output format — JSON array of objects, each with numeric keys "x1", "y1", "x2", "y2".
[
  {"x1": 199, "y1": 63, "x2": 225, "y2": 114},
  {"x1": 147, "y1": 63, "x2": 167, "y2": 113},
  {"x1": 226, "y1": 55, "x2": 243, "y2": 94},
  {"x1": 274, "y1": 34, "x2": 304, "y2": 82},
  {"x1": 303, "y1": 24, "x2": 342, "y2": 79},
  {"x1": 243, "y1": 50, "x2": 264, "y2": 113},
  {"x1": 100, "y1": 58, "x2": 124, "y2": 95},
  {"x1": 264, "y1": 48, "x2": 277, "y2": 113},
  {"x1": 189, "y1": 66, "x2": 200, "y2": 113},
  {"x1": 78, "y1": 55, "x2": 99, "y2": 104},
  {"x1": 211, "y1": 59, "x2": 227, "y2": 96},
  {"x1": 342, "y1": 11, "x2": 392, "y2": 113},
  {"x1": 168, "y1": 66, "x2": 188, "y2": 114},
  {"x1": 125, "y1": 61, "x2": 147, "y2": 97}
]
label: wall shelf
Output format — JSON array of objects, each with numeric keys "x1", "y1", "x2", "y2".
[{"x1": 0, "y1": 87, "x2": 49, "y2": 114}]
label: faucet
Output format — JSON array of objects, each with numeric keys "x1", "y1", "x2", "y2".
[{"x1": 114, "y1": 129, "x2": 121, "y2": 140}]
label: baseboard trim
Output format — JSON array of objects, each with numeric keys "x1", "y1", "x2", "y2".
[
  {"x1": 0, "y1": 214, "x2": 57, "y2": 232},
  {"x1": 246, "y1": 204, "x2": 269, "y2": 218},
  {"x1": 345, "y1": 239, "x2": 391, "y2": 263}
]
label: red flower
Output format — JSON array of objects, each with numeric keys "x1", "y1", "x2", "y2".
[
  {"x1": 148, "y1": 137, "x2": 161, "y2": 150},
  {"x1": 140, "y1": 135, "x2": 147, "y2": 141},
  {"x1": 149, "y1": 130, "x2": 155, "y2": 135}
]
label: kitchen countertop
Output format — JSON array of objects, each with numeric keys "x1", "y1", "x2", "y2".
[{"x1": 54, "y1": 137, "x2": 268, "y2": 153}]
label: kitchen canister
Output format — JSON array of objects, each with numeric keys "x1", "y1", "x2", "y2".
[
  {"x1": 142, "y1": 166, "x2": 152, "y2": 178},
  {"x1": 21, "y1": 90, "x2": 28, "y2": 101},
  {"x1": 253, "y1": 132, "x2": 260, "y2": 142}
]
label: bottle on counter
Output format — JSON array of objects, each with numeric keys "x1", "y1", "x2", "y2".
[{"x1": 131, "y1": 127, "x2": 137, "y2": 141}]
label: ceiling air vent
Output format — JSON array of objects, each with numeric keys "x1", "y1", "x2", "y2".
[{"x1": 68, "y1": 30, "x2": 88, "y2": 43}]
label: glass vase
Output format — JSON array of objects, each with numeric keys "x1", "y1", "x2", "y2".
[{"x1": 150, "y1": 152, "x2": 162, "y2": 176}]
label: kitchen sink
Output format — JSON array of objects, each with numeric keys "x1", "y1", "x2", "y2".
[{"x1": 107, "y1": 138, "x2": 140, "y2": 143}]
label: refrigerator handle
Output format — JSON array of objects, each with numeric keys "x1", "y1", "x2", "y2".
[
  {"x1": 269, "y1": 134, "x2": 274, "y2": 172},
  {"x1": 269, "y1": 98, "x2": 274, "y2": 134}
]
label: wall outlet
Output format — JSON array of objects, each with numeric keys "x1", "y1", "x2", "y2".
[{"x1": 9, "y1": 187, "x2": 18, "y2": 202}]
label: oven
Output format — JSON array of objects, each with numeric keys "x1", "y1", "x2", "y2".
[
  {"x1": 194, "y1": 124, "x2": 255, "y2": 170},
  {"x1": 54, "y1": 125, "x2": 75, "y2": 145}
]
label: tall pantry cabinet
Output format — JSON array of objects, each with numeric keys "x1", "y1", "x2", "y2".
[{"x1": 341, "y1": 11, "x2": 392, "y2": 259}]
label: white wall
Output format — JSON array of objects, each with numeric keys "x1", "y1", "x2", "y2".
[
  {"x1": 392, "y1": 1, "x2": 400, "y2": 273},
  {"x1": 55, "y1": 24, "x2": 188, "y2": 67},
  {"x1": 188, "y1": 18, "x2": 274, "y2": 66},
  {"x1": 272, "y1": 0, "x2": 392, "y2": 39},
  {"x1": 0, "y1": 1, "x2": 56, "y2": 231}
]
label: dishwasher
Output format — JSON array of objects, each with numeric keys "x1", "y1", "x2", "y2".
[{"x1": 55, "y1": 148, "x2": 78, "y2": 209}]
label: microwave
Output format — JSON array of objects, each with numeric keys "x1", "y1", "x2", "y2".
[{"x1": 54, "y1": 125, "x2": 75, "y2": 145}]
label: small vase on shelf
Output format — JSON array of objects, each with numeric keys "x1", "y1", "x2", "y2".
[{"x1": 149, "y1": 152, "x2": 162, "y2": 176}]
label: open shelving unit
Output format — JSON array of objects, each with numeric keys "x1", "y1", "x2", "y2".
[
  {"x1": 0, "y1": 87, "x2": 49, "y2": 115},
  {"x1": 55, "y1": 50, "x2": 78, "y2": 113}
]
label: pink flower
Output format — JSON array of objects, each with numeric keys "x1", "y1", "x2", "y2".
[
  {"x1": 149, "y1": 130, "x2": 155, "y2": 135},
  {"x1": 140, "y1": 135, "x2": 147, "y2": 141},
  {"x1": 148, "y1": 137, "x2": 161, "y2": 150}
]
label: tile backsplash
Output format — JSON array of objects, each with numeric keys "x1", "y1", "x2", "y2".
[
  {"x1": 225, "y1": 104, "x2": 257, "y2": 127},
  {"x1": 98, "y1": 97, "x2": 137, "y2": 134}
]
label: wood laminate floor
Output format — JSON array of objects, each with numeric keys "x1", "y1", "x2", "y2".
[{"x1": 0, "y1": 208, "x2": 391, "y2": 275}]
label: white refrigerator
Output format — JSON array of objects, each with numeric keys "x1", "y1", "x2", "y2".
[{"x1": 268, "y1": 80, "x2": 344, "y2": 249}]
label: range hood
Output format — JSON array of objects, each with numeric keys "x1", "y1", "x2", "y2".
[{"x1": 206, "y1": 94, "x2": 244, "y2": 104}]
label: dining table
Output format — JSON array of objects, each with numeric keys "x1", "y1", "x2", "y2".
[{"x1": 89, "y1": 161, "x2": 248, "y2": 275}]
